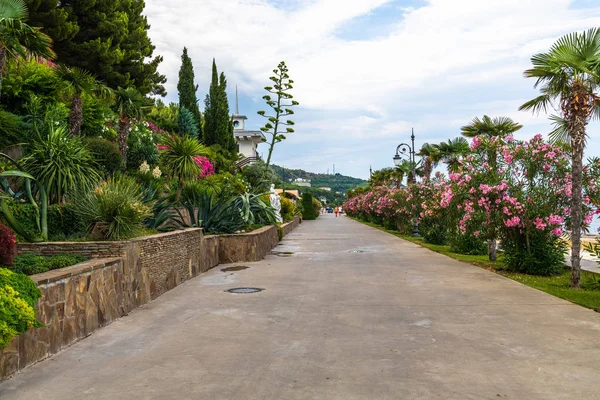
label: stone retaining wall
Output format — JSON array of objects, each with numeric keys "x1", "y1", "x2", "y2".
[
  {"x1": 3, "y1": 223, "x2": 299, "y2": 380},
  {"x1": 217, "y1": 225, "x2": 280, "y2": 263},
  {"x1": 280, "y1": 216, "x2": 301, "y2": 238}
]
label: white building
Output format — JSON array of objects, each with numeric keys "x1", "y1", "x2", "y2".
[
  {"x1": 319, "y1": 187, "x2": 332, "y2": 191},
  {"x1": 233, "y1": 87, "x2": 264, "y2": 166},
  {"x1": 294, "y1": 178, "x2": 311, "y2": 187}
]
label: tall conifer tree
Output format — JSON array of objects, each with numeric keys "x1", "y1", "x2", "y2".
[
  {"x1": 177, "y1": 47, "x2": 202, "y2": 138},
  {"x1": 25, "y1": 0, "x2": 166, "y2": 96},
  {"x1": 203, "y1": 59, "x2": 234, "y2": 151}
]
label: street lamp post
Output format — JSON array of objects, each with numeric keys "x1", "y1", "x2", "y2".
[{"x1": 393, "y1": 128, "x2": 419, "y2": 237}]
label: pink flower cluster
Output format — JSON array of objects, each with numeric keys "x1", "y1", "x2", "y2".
[{"x1": 193, "y1": 156, "x2": 215, "y2": 179}]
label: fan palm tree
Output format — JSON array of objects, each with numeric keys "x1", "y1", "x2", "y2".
[
  {"x1": 461, "y1": 115, "x2": 522, "y2": 170},
  {"x1": 417, "y1": 143, "x2": 439, "y2": 182},
  {"x1": 432, "y1": 137, "x2": 469, "y2": 173},
  {"x1": 519, "y1": 28, "x2": 600, "y2": 288},
  {"x1": 0, "y1": 0, "x2": 55, "y2": 97},
  {"x1": 57, "y1": 65, "x2": 112, "y2": 136},
  {"x1": 114, "y1": 87, "x2": 145, "y2": 167}
]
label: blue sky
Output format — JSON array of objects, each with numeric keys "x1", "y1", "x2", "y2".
[{"x1": 146, "y1": 0, "x2": 600, "y2": 179}]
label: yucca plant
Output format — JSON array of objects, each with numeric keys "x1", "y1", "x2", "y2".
[
  {"x1": 74, "y1": 176, "x2": 152, "y2": 240},
  {"x1": 158, "y1": 134, "x2": 209, "y2": 199},
  {"x1": 23, "y1": 125, "x2": 100, "y2": 204}
]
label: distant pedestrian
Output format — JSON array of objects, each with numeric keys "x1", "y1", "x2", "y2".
[
  {"x1": 334, "y1": 207, "x2": 339, "y2": 217},
  {"x1": 339, "y1": 206, "x2": 343, "y2": 215}
]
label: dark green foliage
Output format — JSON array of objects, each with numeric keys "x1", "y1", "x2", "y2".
[
  {"x1": 0, "y1": 201, "x2": 86, "y2": 241},
  {"x1": 502, "y1": 231, "x2": 567, "y2": 276},
  {"x1": 421, "y1": 220, "x2": 448, "y2": 245},
  {"x1": 10, "y1": 254, "x2": 87, "y2": 276},
  {"x1": 203, "y1": 60, "x2": 235, "y2": 151},
  {"x1": 177, "y1": 106, "x2": 199, "y2": 137},
  {"x1": 450, "y1": 233, "x2": 487, "y2": 255},
  {"x1": 84, "y1": 137, "x2": 123, "y2": 176},
  {"x1": 241, "y1": 161, "x2": 281, "y2": 193},
  {"x1": 0, "y1": 268, "x2": 41, "y2": 308},
  {"x1": 301, "y1": 193, "x2": 318, "y2": 220},
  {"x1": 177, "y1": 47, "x2": 202, "y2": 136},
  {"x1": 81, "y1": 95, "x2": 113, "y2": 137},
  {"x1": 0, "y1": 110, "x2": 22, "y2": 148},
  {"x1": 26, "y1": 0, "x2": 166, "y2": 96}
]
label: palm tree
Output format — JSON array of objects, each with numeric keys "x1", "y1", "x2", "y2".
[
  {"x1": 519, "y1": 28, "x2": 600, "y2": 288},
  {"x1": 461, "y1": 115, "x2": 522, "y2": 169},
  {"x1": 114, "y1": 87, "x2": 145, "y2": 167},
  {"x1": 432, "y1": 137, "x2": 469, "y2": 173},
  {"x1": 417, "y1": 143, "x2": 439, "y2": 182},
  {"x1": 0, "y1": 0, "x2": 55, "y2": 97},
  {"x1": 57, "y1": 65, "x2": 111, "y2": 136}
]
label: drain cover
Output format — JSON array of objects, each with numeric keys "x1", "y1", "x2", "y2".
[{"x1": 225, "y1": 287, "x2": 264, "y2": 294}]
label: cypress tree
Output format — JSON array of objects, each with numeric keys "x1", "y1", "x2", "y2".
[
  {"x1": 177, "y1": 47, "x2": 202, "y2": 139},
  {"x1": 203, "y1": 59, "x2": 219, "y2": 146},
  {"x1": 217, "y1": 72, "x2": 236, "y2": 152}
]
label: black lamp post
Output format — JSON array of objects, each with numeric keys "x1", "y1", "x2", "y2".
[{"x1": 393, "y1": 128, "x2": 419, "y2": 237}]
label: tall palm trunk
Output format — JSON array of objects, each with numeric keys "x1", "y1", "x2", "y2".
[
  {"x1": 423, "y1": 157, "x2": 432, "y2": 182},
  {"x1": 566, "y1": 82, "x2": 590, "y2": 288},
  {"x1": 118, "y1": 115, "x2": 131, "y2": 170},
  {"x1": 69, "y1": 94, "x2": 83, "y2": 136},
  {"x1": 569, "y1": 116, "x2": 586, "y2": 288}
]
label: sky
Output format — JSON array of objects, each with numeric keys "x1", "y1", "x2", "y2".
[{"x1": 145, "y1": 0, "x2": 600, "y2": 180}]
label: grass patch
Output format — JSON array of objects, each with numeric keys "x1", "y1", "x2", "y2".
[{"x1": 352, "y1": 217, "x2": 600, "y2": 311}]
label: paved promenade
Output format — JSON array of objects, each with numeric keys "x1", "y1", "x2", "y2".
[{"x1": 2, "y1": 215, "x2": 600, "y2": 399}]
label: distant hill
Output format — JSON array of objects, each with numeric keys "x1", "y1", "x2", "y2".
[{"x1": 271, "y1": 164, "x2": 366, "y2": 195}]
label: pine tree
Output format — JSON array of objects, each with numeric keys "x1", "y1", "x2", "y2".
[
  {"x1": 25, "y1": 0, "x2": 166, "y2": 96},
  {"x1": 203, "y1": 59, "x2": 234, "y2": 151},
  {"x1": 177, "y1": 47, "x2": 202, "y2": 138}
]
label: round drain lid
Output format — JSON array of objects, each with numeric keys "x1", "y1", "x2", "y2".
[{"x1": 225, "y1": 287, "x2": 264, "y2": 294}]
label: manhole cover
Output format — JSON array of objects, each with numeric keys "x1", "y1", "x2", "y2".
[
  {"x1": 225, "y1": 287, "x2": 264, "y2": 294},
  {"x1": 270, "y1": 251, "x2": 294, "y2": 257},
  {"x1": 221, "y1": 266, "x2": 249, "y2": 272}
]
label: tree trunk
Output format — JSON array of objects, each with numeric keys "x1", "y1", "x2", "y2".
[
  {"x1": 70, "y1": 95, "x2": 83, "y2": 136},
  {"x1": 569, "y1": 115, "x2": 586, "y2": 288},
  {"x1": 488, "y1": 239, "x2": 497, "y2": 261},
  {"x1": 424, "y1": 157, "x2": 432, "y2": 182},
  {"x1": 118, "y1": 115, "x2": 131, "y2": 170}
]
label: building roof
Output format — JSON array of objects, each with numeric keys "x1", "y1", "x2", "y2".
[{"x1": 275, "y1": 189, "x2": 300, "y2": 200}]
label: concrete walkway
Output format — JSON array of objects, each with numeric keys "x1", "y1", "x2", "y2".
[{"x1": 2, "y1": 215, "x2": 600, "y2": 399}]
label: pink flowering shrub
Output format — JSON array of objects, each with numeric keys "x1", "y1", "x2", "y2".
[
  {"x1": 193, "y1": 156, "x2": 215, "y2": 179},
  {"x1": 447, "y1": 134, "x2": 600, "y2": 275}
]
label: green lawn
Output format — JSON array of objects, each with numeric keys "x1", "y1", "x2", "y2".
[{"x1": 353, "y1": 218, "x2": 600, "y2": 312}]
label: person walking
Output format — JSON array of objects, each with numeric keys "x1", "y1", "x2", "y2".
[{"x1": 334, "y1": 207, "x2": 339, "y2": 217}]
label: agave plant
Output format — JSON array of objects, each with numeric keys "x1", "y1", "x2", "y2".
[{"x1": 168, "y1": 182, "x2": 276, "y2": 234}]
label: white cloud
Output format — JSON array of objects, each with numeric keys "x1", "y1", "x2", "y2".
[{"x1": 145, "y1": 0, "x2": 600, "y2": 179}]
